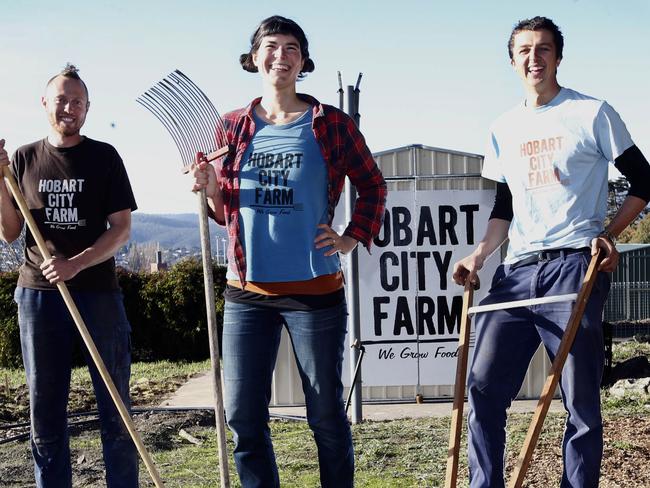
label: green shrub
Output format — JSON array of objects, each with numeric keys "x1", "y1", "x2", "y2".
[
  {"x1": 0, "y1": 262, "x2": 226, "y2": 367},
  {"x1": 0, "y1": 272, "x2": 20, "y2": 368},
  {"x1": 133, "y1": 258, "x2": 225, "y2": 361},
  {"x1": 116, "y1": 267, "x2": 149, "y2": 360}
]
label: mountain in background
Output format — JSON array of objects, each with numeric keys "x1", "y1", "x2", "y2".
[
  {"x1": 0, "y1": 214, "x2": 228, "y2": 272},
  {"x1": 130, "y1": 213, "x2": 227, "y2": 249}
]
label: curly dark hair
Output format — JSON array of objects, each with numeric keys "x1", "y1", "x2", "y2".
[
  {"x1": 508, "y1": 16, "x2": 564, "y2": 61},
  {"x1": 240, "y1": 15, "x2": 315, "y2": 79},
  {"x1": 45, "y1": 63, "x2": 89, "y2": 98}
]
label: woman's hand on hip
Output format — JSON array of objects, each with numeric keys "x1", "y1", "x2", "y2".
[{"x1": 315, "y1": 224, "x2": 358, "y2": 256}]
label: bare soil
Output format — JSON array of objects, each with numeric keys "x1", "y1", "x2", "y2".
[
  {"x1": 2, "y1": 344, "x2": 649, "y2": 487},
  {"x1": 1, "y1": 389, "x2": 649, "y2": 487},
  {"x1": 507, "y1": 414, "x2": 650, "y2": 488}
]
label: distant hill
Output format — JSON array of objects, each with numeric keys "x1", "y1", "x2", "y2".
[{"x1": 130, "y1": 213, "x2": 227, "y2": 249}]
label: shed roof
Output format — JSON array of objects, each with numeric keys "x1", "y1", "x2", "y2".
[
  {"x1": 618, "y1": 243, "x2": 650, "y2": 253},
  {"x1": 373, "y1": 143, "x2": 483, "y2": 159}
]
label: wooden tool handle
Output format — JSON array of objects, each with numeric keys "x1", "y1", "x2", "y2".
[
  {"x1": 508, "y1": 250, "x2": 603, "y2": 488},
  {"x1": 197, "y1": 187, "x2": 231, "y2": 487},
  {"x1": 444, "y1": 280, "x2": 475, "y2": 488},
  {"x1": 2, "y1": 165, "x2": 166, "y2": 487}
]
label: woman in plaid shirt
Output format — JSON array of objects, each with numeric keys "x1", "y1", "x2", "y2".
[{"x1": 192, "y1": 15, "x2": 386, "y2": 488}]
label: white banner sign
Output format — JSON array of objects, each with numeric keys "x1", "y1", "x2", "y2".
[{"x1": 347, "y1": 189, "x2": 499, "y2": 386}]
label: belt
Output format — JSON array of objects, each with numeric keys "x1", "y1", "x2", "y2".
[{"x1": 510, "y1": 247, "x2": 590, "y2": 270}]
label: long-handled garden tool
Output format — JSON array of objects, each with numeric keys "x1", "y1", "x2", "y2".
[
  {"x1": 507, "y1": 250, "x2": 602, "y2": 488},
  {"x1": 444, "y1": 280, "x2": 475, "y2": 488},
  {"x1": 1, "y1": 165, "x2": 165, "y2": 488},
  {"x1": 444, "y1": 251, "x2": 602, "y2": 487},
  {"x1": 137, "y1": 69, "x2": 230, "y2": 488}
]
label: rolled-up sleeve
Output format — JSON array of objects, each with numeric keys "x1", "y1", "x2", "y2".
[{"x1": 341, "y1": 117, "x2": 387, "y2": 250}]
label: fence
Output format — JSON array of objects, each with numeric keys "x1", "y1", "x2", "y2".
[
  {"x1": 605, "y1": 281, "x2": 650, "y2": 322},
  {"x1": 604, "y1": 281, "x2": 650, "y2": 338},
  {"x1": 602, "y1": 248, "x2": 650, "y2": 338}
]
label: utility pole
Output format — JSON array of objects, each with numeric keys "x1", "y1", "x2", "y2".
[{"x1": 340, "y1": 72, "x2": 364, "y2": 424}]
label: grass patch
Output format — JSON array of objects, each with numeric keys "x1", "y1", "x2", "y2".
[
  {"x1": 130, "y1": 359, "x2": 211, "y2": 383},
  {"x1": 125, "y1": 413, "x2": 611, "y2": 487},
  {"x1": 131, "y1": 417, "x2": 458, "y2": 487},
  {"x1": 611, "y1": 338, "x2": 650, "y2": 362},
  {"x1": 609, "y1": 440, "x2": 634, "y2": 450},
  {"x1": 151, "y1": 435, "x2": 227, "y2": 487},
  {"x1": 0, "y1": 359, "x2": 212, "y2": 422},
  {"x1": 68, "y1": 359, "x2": 212, "y2": 388},
  {"x1": 0, "y1": 367, "x2": 25, "y2": 389},
  {"x1": 602, "y1": 391, "x2": 650, "y2": 414},
  {"x1": 1, "y1": 359, "x2": 210, "y2": 393}
]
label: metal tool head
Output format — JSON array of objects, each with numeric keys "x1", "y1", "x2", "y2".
[{"x1": 137, "y1": 69, "x2": 229, "y2": 172}]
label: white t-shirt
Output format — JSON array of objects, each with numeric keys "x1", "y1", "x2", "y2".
[{"x1": 483, "y1": 87, "x2": 634, "y2": 263}]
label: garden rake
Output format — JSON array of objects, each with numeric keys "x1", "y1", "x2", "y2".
[
  {"x1": 444, "y1": 250, "x2": 602, "y2": 488},
  {"x1": 137, "y1": 69, "x2": 231, "y2": 488},
  {"x1": 1, "y1": 165, "x2": 165, "y2": 488}
]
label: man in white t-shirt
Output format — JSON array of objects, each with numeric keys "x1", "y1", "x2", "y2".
[{"x1": 452, "y1": 16, "x2": 650, "y2": 488}]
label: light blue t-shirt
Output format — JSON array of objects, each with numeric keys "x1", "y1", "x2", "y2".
[
  {"x1": 226, "y1": 109, "x2": 340, "y2": 282},
  {"x1": 482, "y1": 87, "x2": 634, "y2": 263}
]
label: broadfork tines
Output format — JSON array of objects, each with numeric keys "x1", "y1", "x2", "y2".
[{"x1": 137, "y1": 69, "x2": 229, "y2": 170}]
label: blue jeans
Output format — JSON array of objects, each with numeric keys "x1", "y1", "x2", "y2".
[
  {"x1": 15, "y1": 287, "x2": 138, "y2": 488},
  {"x1": 222, "y1": 300, "x2": 354, "y2": 488},
  {"x1": 466, "y1": 251, "x2": 610, "y2": 488}
]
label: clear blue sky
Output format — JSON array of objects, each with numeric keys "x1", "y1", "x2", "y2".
[{"x1": 2, "y1": 0, "x2": 648, "y2": 213}]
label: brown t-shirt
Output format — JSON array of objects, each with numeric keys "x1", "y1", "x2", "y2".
[{"x1": 11, "y1": 137, "x2": 137, "y2": 290}]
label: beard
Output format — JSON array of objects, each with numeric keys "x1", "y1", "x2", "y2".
[
  {"x1": 49, "y1": 114, "x2": 85, "y2": 137},
  {"x1": 58, "y1": 125, "x2": 81, "y2": 137}
]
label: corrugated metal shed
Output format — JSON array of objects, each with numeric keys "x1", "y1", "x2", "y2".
[{"x1": 374, "y1": 144, "x2": 494, "y2": 192}]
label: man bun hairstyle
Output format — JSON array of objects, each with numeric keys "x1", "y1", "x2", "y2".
[
  {"x1": 508, "y1": 16, "x2": 564, "y2": 61},
  {"x1": 61, "y1": 62, "x2": 81, "y2": 78},
  {"x1": 46, "y1": 62, "x2": 89, "y2": 98},
  {"x1": 240, "y1": 15, "x2": 315, "y2": 79}
]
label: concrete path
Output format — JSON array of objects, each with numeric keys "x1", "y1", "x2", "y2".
[{"x1": 160, "y1": 371, "x2": 564, "y2": 421}]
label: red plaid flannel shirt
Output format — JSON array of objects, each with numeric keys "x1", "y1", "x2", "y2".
[{"x1": 213, "y1": 94, "x2": 386, "y2": 285}]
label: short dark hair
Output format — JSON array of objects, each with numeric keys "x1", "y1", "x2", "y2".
[
  {"x1": 46, "y1": 63, "x2": 89, "y2": 99},
  {"x1": 240, "y1": 16, "x2": 315, "y2": 79},
  {"x1": 508, "y1": 17, "x2": 564, "y2": 60}
]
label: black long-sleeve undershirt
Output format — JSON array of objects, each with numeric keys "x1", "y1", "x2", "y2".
[
  {"x1": 613, "y1": 145, "x2": 650, "y2": 202},
  {"x1": 489, "y1": 182, "x2": 513, "y2": 221}
]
